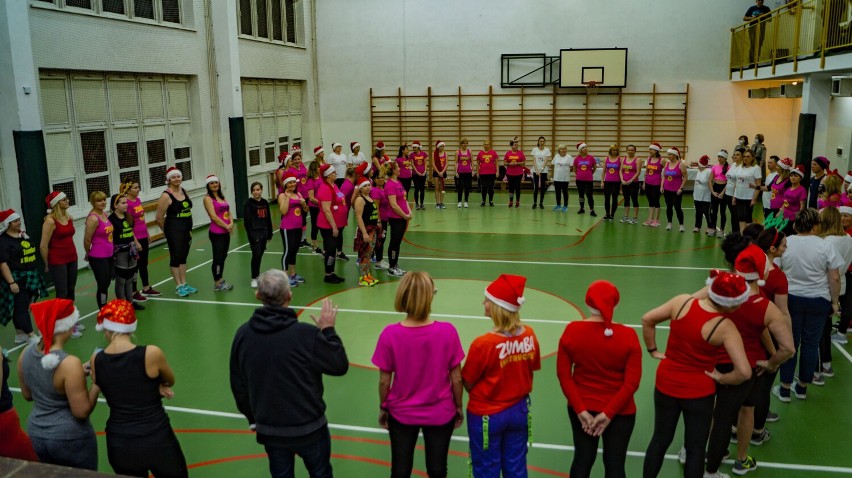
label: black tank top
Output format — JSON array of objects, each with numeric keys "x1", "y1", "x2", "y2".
[
  {"x1": 94, "y1": 346, "x2": 172, "y2": 442},
  {"x1": 360, "y1": 198, "x2": 378, "y2": 226},
  {"x1": 164, "y1": 188, "x2": 193, "y2": 229},
  {"x1": 1, "y1": 354, "x2": 12, "y2": 413}
]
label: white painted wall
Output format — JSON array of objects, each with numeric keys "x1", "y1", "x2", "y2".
[
  {"x1": 827, "y1": 96, "x2": 852, "y2": 172},
  {"x1": 314, "y1": 0, "x2": 805, "y2": 162}
]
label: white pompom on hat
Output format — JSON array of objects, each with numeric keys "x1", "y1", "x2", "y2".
[
  {"x1": 585, "y1": 280, "x2": 620, "y2": 337},
  {"x1": 484, "y1": 274, "x2": 527, "y2": 312}
]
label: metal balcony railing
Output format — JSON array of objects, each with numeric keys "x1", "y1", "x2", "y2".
[{"x1": 730, "y1": 0, "x2": 852, "y2": 78}]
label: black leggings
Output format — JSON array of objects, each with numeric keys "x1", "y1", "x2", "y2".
[
  {"x1": 248, "y1": 233, "x2": 267, "y2": 279},
  {"x1": 532, "y1": 173, "x2": 548, "y2": 205},
  {"x1": 164, "y1": 224, "x2": 192, "y2": 268},
  {"x1": 480, "y1": 174, "x2": 496, "y2": 203},
  {"x1": 136, "y1": 236, "x2": 150, "y2": 288},
  {"x1": 89, "y1": 257, "x2": 114, "y2": 309},
  {"x1": 663, "y1": 190, "x2": 684, "y2": 225},
  {"x1": 706, "y1": 369, "x2": 756, "y2": 473},
  {"x1": 400, "y1": 177, "x2": 412, "y2": 196},
  {"x1": 507, "y1": 175, "x2": 522, "y2": 202},
  {"x1": 576, "y1": 180, "x2": 594, "y2": 210},
  {"x1": 11, "y1": 288, "x2": 35, "y2": 334},
  {"x1": 209, "y1": 232, "x2": 230, "y2": 281},
  {"x1": 49, "y1": 262, "x2": 78, "y2": 301},
  {"x1": 694, "y1": 200, "x2": 711, "y2": 229},
  {"x1": 623, "y1": 182, "x2": 640, "y2": 208},
  {"x1": 603, "y1": 181, "x2": 620, "y2": 216},
  {"x1": 309, "y1": 206, "x2": 320, "y2": 241},
  {"x1": 725, "y1": 194, "x2": 739, "y2": 233},
  {"x1": 456, "y1": 173, "x2": 472, "y2": 203},
  {"x1": 413, "y1": 175, "x2": 427, "y2": 206},
  {"x1": 837, "y1": 272, "x2": 852, "y2": 333},
  {"x1": 554, "y1": 181, "x2": 569, "y2": 207},
  {"x1": 320, "y1": 228, "x2": 340, "y2": 274},
  {"x1": 280, "y1": 228, "x2": 301, "y2": 269},
  {"x1": 388, "y1": 414, "x2": 455, "y2": 478},
  {"x1": 374, "y1": 220, "x2": 388, "y2": 262},
  {"x1": 643, "y1": 389, "x2": 714, "y2": 478},
  {"x1": 387, "y1": 218, "x2": 407, "y2": 268},
  {"x1": 568, "y1": 409, "x2": 635, "y2": 478},
  {"x1": 710, "y1": 183, "x2": 727, "y2": 230},
  {"x1": 644, "y1": 185, "x2": 661, "y2": 208},
  {"x1": 107, "y1": 433, "x2": 188, "y2": 478},
  {"x1": 735, "y1": 198, "x2": 754, "y2": 226},
  {"x1": 753, "y1": 368, "x2": 777, "y2": 431}
]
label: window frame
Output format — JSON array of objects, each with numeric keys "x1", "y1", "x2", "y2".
[
  {"x1": 30, "y1": 0, "x2": 183, "y2": 27},
  {"x1": 236, "y1": 0, "x2": 303, "y2": 47}
]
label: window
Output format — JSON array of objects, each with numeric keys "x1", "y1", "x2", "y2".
[
  {"x1": 67, "y1": 0, "x2": 93, "y2": 9},
  {"x1": 241, "y1": 79, "x2": 303, "y2": 173},
  {"x1": 134, "y1": 0, "x2": 154, "y2": 19},
  {"x1": 102, "y1": 0, "x2": 124, "y2": 14},
  {"x1": 34, "y1": 0, "x2": 180, "y2": 26},
  {"x1": 238, "y1": 0, "x2": 302, "y2": 45},
  {"x1": 40, "y1": 71, "x2": 194, "y2": 209}
]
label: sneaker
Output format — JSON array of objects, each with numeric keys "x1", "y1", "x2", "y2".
[
  {"x1": 831, "y1": 332, "x2": 849, "y2": 344},
  {"x1": 716, "y1": 230, "x2": 725, "y2": 238},
  {"x1": 14, "y1": 333, "x2": 30, "y2": 344},
  {"x1": 132, "y1": 291, "x2": 148, "y2": 302},
  {"x1": 251, "y1": 279, "x2": 258, "y2": 289},
  {"x1": 772, "y1": 385, "x2": 791, "y2": 403},
  {"x1": 562, "y1": 206, "x2": 568, "y2": 213},
  {"x1": 366, "y1": 274, "x2": 379, "y2": 285},
  {"x1": 589, "y1": 210, "x2": 597, "y2": 217},
  {"x1": 336, "y1": 252, "x2": 349, "y2": 261},
  {"x1": 358, "y1": 275, "x2": 374, "y2": 287},
  {"x1": 376, "y1": 260, "x2": 389, "y2": 270},
  {"x1": 553, "y1": 205, "x2": 561, "y2": 211},
  {"x1": 750, "y1": 428, "x2": 771, "y2": 446},
  {"x1": 539, "y1": 203, "x2": 544, "y2": 209},
  {"x1": 765, "y1": 410, "x2": 779, "y2": 422},
  {"x1": 176, "y1": 285, "x2": 190, "y2": 297},
  {"x1": 71, "y1": 326, "x2": 83, "y2": 338},
  {"x1": 132, "y1": 301, "x2": 146, "y2": 311},
  {"x1": 436, "y1": 204, "x2": 442, "y2": 209},
  {"x1": 532, "y1": 204, "x2": 537, "y2": 209},
  {"x1": 293, "y1": 274, "x2": 306, "y2": 283},
  {"x1": 693, "y1": 227, "x2": 700, "y2": 233},
  {"x1": 811, "y1": 373, "x2": 825, "y2": 386},
  {"x1": 300, "y1": 239, "x2": 311, "y2": 248},
  {"x1": 679, "y1": 225, "x2": 685, "y2": 233},
  {"x1": 314, "y1": 247, "x2": 324, "y2": 255},
  {"x1": 489, "y1": 202, "x2": 494, "y2": 207},
  {"x1": 289, "y1": 277, "x2": 299, "y2": 287},
  {"x1": 509, "y1": 200, "x2": 514, "y2": 207},
  {"x1": 631, "y1": 217, "x2": 640, "y2": 224},
  {"x1": 620, "y1": 216, "x2": 630, "y2": 223},
  {"x1": 323, "y1": 274, "x2": 344, "y2": 284},
  {"x1": 642, "y1": 219, "x2": 653, "y2": 226},
  {"x1": 184, "y1": 284, "x2": 199, "y2": 294},
  {"x1": 213, "y1": 281, "x2": 233, "y2": 292},
  {"x1": 678, "y1": 447, "x2": 687, "y2": 465},
  {"x1": 730, "y1": 428, "x2": 738, "y2": 443},
  {"x1": 822, "y1": 365, "x2": 834, "y2": 377},
  {"x1": 514, "y1": 202, "x2": 520, "y2": 208},
  {"x1": 793, "y1": 383, "x2": 807, "y2": 399},
  {"x1": 388, "y1": 266, "x2": 405, "y2": 277},
  {"x1": 141, "y1": 287, "x2": 162, "y2": 297},
  {"x1": 666, "y1": 223, "x2": 673, "y2": 231},
  {"x1": 706, "y1": 229, "x2": 715, "y2": 236},
  {"x1": 732, "y1": 455, "x2": 757, "y2": 475},
  {"x1": 74, "y1": 323, "x2": 85, "y2": 331},
  {"x1": 480, "y1": 202, "x2": 486, "y2": 207},
  {"x1": 704, "y1": 471, "x2": 729, "y2": 478},
  {"x1": 578, "y1": 208, "x2": 586, "y2": 214},
  {"x1": 458, "y1": 202, "x2": 462, "y2": 208}
]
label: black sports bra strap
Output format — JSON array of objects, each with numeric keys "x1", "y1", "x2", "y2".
[
  {"x1": 705, "y1": 317, "x2": 727, "y2": 343},
  {"x1": 674, "y1": 297, "x2": 693, "y2": 320}
]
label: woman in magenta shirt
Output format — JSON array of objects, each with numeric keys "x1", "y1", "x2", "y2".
[
  {"x1": 620, "y1": 145, "x2": 642, "y2": 223},
  {"x1": 573, "y1": 142, "x2": 597, "y2": 216},
  {"x1": 124, "y1": 181, "x2": 160, "y2": 300},
  {"x1": 395, "y1": 144, "x2": 413, "y2": 198},
  {"x1": 504, "y1": 139, "x2": 526, "y2": 208},
  {"x1": 317, "y1": 164, "x2": 348, "y2": 284},
  {"x1": 83, "y1": 191, "x2": 115, "y2": 309},
  {"x1": 780, "y1": 165, "x2": 807, "y2": 234},
  {"x1": 643, "y1": 143, "x2": 664, "y2": 226},
  {"x1": 278, "y1": 172, "x2": 308, "y2": 288},
  {"x1": 432, "y1": 141, "x2": 448, "y2": 209},
  {"x1": 601, "y1": 145, "x2": 623, "y2": 221},
  {"x1": 203, "y1": 175, "x2": 234, "y2": 292},
  {"x1": 709, "y1": 151, "x2": 730, "y2": 237},
  {"x1": 410, "y1": 142, "x2": 429, "y2": 210},
  {"x1": 372, "y1": 271, "x2": 464, "y2": 478},
  {"x1": 661, "y1": 147, "x2": 687, "y2": 232},
  {"x1": 382, "y1": 162, "x2": 413, "y2": 278},
  {"x1": 477, "y1": 140, "x2": 498, "y2": 207},
  {"x1": 455, "y1": 140, "x2": 473, "y2": 208}
]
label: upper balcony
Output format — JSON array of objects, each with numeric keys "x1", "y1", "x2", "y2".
[{"x1": 731, "y1": 0, "x2": 852, "y2": 80}]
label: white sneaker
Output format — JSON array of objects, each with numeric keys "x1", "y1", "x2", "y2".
[
  {"x1": 678, "y1": 447, "x2": 686, "y2": 465},
  {"x1": 666, "y1": 223, "x2": 673, "y2": 231},
  {"x1": 388, "y1": 267, "x2": 405, "y2": 277},
  {"x1": 464, "y1": 202, "x2": 469, "y2": 208},
  {"x1": 376, "y1": 260, "x2": 389, "y2": 270},
  {"x1": 458, "y1": 202, "x2": 462, "y2": 208},
  {"x1": 831, "y1": 332, "x2": 848, "y2": 344},
  {"x1": 251, "y1": 279, "x2": 258, "y2": 289}
]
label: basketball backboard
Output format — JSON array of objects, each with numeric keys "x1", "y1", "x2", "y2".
[{"x1": 559, "y1": 48, "x2": 628, "y2": 88}]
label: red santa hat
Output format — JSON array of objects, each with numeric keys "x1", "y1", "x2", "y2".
[
  {"x1": 96, "y1": 299, "x2": 137, "y2": 334},
  {"x1": 357, "y1": 177, "x2": 372, "y2": 189},
  {"x1": 576, "y1": 142, "x2": 587, "y2": 151},
  {"x1": 376, "y1": 141, "x2": 386, "y2": 150},
  {"x1": 735, "y1": 244, "x2": 769, "y2": 286},
  {"x1": 313, "y1": 145, "x2": 325, "y2": 156},
  {"x1": 320, "y1": 163, "x2": 336, "y2": 177},
  {"x1": 165, "y1": 166, "x2": 181, "y2": 182},
  {"x1": 0, "y1": 209, "x2": 20, "y2": 234},
  {"x1": 649, "y1": 142, "x2": 662, "y2": 152},
  {"x1": 717, "y1": 150, "x2": 729, "y2": 160},
  {"x1": 281, "y1": 172, "x2": 298, "y2": 186},
  {"x1": 667, "y1": 147, "x2": 681, "y2": 158},
  {"x1": 791, "y1": 164, "x2": 806, "y2": 177},
  {"x1": 585, "y1": 280, "x2": 620, "y2": 337},
  {"x1": 205, "y1": 174, "x2": 220, "y2": 185},
  {"x1": 278, "y1": 150, "x2": 288, "y2": 163},
  {"x1": 412, "y1": 141, "x2": 422, "y2": 149},
  {"x1": 351, "y1": 141, "x2": 361, "y2": 152},
  {"x1": 290, "y1": 145, "x2": 302, "y2": 155},
  {"x1": 484, "y1": 274, "x2": 527, "y2": 312},
  {"x1": 355, "y1": 161, "x2": 372, "y2": 177},
  {"x1": 698, "y1": 155, "x2": 710, "y2": 167},
  {"x1": 45, "y1": 191, "x2": 67, "y2": 213},
  {"x1": 706, "y1": 270, "x2": 750, "y2": 308},
  {"x1": 435, "y1": 140, "x2": 445, "y2": 149},
  {"x1": 332, "y1": 142, "x2": 342, "y2": 150},
  {"x1": 839, "y1": 206, "x2": 852, "y2": 215},
  {"x1": 779, "y1": 157, "x2": 793, "y2": 171},
  {"x1": 30, "y1": 299, "x2": 79, "y2": 370}
]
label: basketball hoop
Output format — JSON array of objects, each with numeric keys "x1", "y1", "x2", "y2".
[{"x1": 583, "y1": 81, "x2": 599, "y2": 96}]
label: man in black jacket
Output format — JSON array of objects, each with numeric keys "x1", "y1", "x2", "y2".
[{"x1": 230, "y1": 269, "x2": 348, "y2": 478}]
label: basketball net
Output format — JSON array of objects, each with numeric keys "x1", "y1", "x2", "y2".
[{"x1": 583, "y1": 81, "x2": 599, "y2": 96}]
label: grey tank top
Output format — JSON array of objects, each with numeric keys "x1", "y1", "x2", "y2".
[{"x1": 21, "y1": 345, "x2": 95, "y2": 439}]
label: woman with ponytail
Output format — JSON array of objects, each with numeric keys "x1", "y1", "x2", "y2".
[{"x1": 557, "y1": 280, "x2": 641, "y2": 478}]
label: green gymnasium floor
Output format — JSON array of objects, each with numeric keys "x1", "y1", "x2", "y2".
[{"x1": 3, "y1": 193, "x2": 852, "y2": 477}]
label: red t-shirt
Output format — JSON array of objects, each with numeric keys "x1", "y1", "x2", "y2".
[
  {"x1": 718, "y1": 294, "x2": 769, "y2": 367},
  {"x1": 557, "y1": 321, "x2": 642, "y2": 417},
  {"x1": 477, "y1": 150, "x2": 498, "y2": 175},
  {"x1": 462, "y1": 326, "x2": 540, "y2": 416},
  {"x1": 504, "y1": 151, "x2": 526, "y2": 176},
  {"x1": 760, "y1": 266, "x2": 788, "y2": 302}
]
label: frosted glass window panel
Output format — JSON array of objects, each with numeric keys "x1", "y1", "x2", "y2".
[
  {"x1": 45, "y1": 132, "x2": 77, "y2": 179},
  {"x1": 72, "y1": 77, "x2": 107, "y2": 124},
  {"x1": 40, "y1": 78, "x2": 70, "y2": 126},
  {"x1": 140, "y1": 80, "x2": 165, "y2": 120},
  {"x1": 167, "y1": 81, "x2": 190, "y2": 119},
  {"x1": 108, "y1": 79, "x2": 139, "y2": 122}
]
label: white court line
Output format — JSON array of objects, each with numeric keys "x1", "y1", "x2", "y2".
[
  {"x1": 833, "y1": 341, "x2": 852, "y2": 365},
  {"x1": 9, "y1": 387, "x2": 847, "y2": 474},
  {"x1": 145, "y1": 296, "x2": 669, "y2": 330},
  {"x1": 231, "y1": 250, "x2": 714, "y2": 271}
]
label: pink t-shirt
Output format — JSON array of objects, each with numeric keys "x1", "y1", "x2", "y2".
[
  {"x1": 396, "y1": 156, "x2": 413, "y2": 179},
  {"x1": 208, "y1": 198, "x2": 232, "y2": 234},
  {"x1": 663, "y1": 161, "x2": 684, "y2": 192},
  {"x1": 370, "y1": 186, "x2": 389, "y2": 221},
  {"x1": 769, "y1": 175, "x2": 789, "y2": 210},
  {"x1": 645, "y1": 157, "x2": 663, "y2": 186},
  {"x1": 371, "y1": 321, "x2": 465, "y2": 426},
  {"x1": 456, "y1": 150, "x2": 472, "y2": 174},
  {"x1": 410, "y1": 151, "x2": 429, "y2": 175},
  {"x1": 621, "y1": 158, "x2": 639, "y2": 183},
  {"x1": 711, "y1": 164, "x2": 728, "y2": 183},
  {"x1": 574, "y1": 155, "x2": 596, "y2": 181},
  {"x1": 384, "y1": 179, "x2": 411, "y2": 219},
  {"x1": 88, "y1": 213, "x2": 114, "y2": 259},
  {"x1": 477, "y1": 150, "x2": 498, "y2": 175},
  {"x1": 126, "y1": 197, "x2": 149, "y2": 239},
  {"x1": 306, "y1": 177, "x2": 322, "y2": 207},
  {"x1": 781, "y1": 185, "x2": 807, "y2": 220},
  {"x1": 280, "y1": 196, "x2": 304, "y2": 230},
  {"x1": 604, "y1": 157, "x2": 622, "y2": 182},
  {"x1": 339, "y1": 179, "x2": 355, "y2": 210},
  {"x1": 504, "y1": 150, "x2": 526, "y2": 176},
  {"x1": 288, "y1": 164, "x2": 309, "y2": 198},
  {"x1": 317, "y1": 182, "x2": 348, "y2": 228}
]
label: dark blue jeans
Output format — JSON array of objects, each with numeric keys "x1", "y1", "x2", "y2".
[
  {"x1": 264, "y1": 427, "x2": 332, "y2": 478},
  {"x1": 780, "y1": 295, "x2": 831, "y2": 385}
]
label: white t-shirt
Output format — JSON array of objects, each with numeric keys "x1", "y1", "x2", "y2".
[
  {"x1": 531, "y1": 147, "x2": 551, "y2": 173},
  {"x1": 348, "y1": 152, "x2": 366, "y2": 167},
  {"x1": 329, "y1": 152, "x2": 348, "y2": 177},
  {"x1": 725, "y1": 164, "x2": 740, "y2": 196},
  {"x1": 734, "y1": 165, "x2": 762, "y2": 200},
  {"x1": 552, "y1": 153, "x2": 573, "y2": 182},
  {"x1": 781, "y1": 234, "x2": 846, "y2": 300},
  {"x1": 825, "y1": 234, "x2": 852, "y2": 295},
  {"x1": 763, "y1": 171, "x2": 778, "y2": 209},
  {"x1": 692, "y1": 168, "x2": 712, "y2": 202}
]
